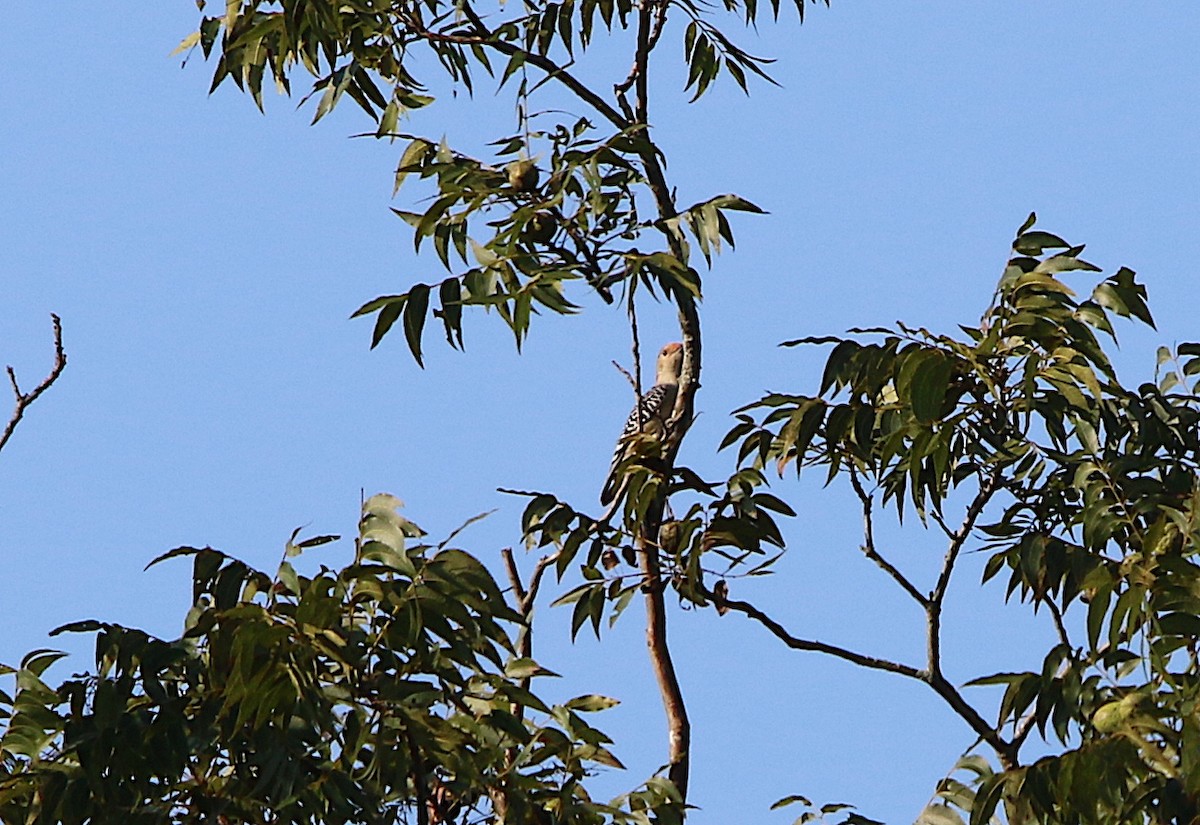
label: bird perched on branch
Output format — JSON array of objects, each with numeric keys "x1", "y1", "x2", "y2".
[{"x1": 600, "y1": 342, "x2": 684, "y2": 506}]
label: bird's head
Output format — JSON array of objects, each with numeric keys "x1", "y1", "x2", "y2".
[{"x1": 657, "y1": 341, "x2": 684, "y2": 382}]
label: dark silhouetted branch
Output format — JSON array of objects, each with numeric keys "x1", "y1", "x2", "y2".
[{"x1": 1, "y1": 314, "x2": 66, "y2": 455}]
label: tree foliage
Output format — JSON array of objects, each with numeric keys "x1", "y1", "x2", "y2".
[
  {"x1": 3, "y1": 1, "x2": 1198, "y2": 823},
  {"x1": 0, "y1": 496, "x2": 679, "y2": 824},
  {"x1": 718, "y1": 218, "x2": 1200, "y2": 824}
]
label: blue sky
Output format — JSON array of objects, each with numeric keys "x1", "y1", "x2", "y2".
[{"x1": 3, "y1": 4, "x2": 1199, "y2": 823}]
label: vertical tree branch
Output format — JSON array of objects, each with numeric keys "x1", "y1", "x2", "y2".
[
  {"x1": 639, "y1": 526, "x2": 691, "y2": 798},
  {"x1": 449, "y1": 0, "x2": 699, "y2": 802},
  {"x1": 617, "y1": 0, "x2": 697, "y2": 802},
  {"x1": 1, "y1": 314, "x2": 67, "y2": 455}
]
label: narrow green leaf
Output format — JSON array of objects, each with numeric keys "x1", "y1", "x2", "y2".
[{"x1": 403, "y1": 284, "x2": 430, "y2": 366}]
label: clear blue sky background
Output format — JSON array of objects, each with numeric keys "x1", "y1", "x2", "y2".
[{"x1": 3, "y1": 4, "x2": 1199, "y2": 823}]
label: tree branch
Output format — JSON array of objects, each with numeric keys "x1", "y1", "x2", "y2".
[
  {"x1": 639, "y1": 528, "x2": 691, "y2": 798},
  {"x1": 1044, "y1": 596, "x2": 1071, "y2": 650},
  {"x1": 633, "y1": 0, "x2": 652, "y2": 126},
  {"x1": 451, "y1": 0, "x2": 696, "y2": 801},
  {"x1": 500, "y1": 547, "x2": 557, "y2": 676},
  {"x1": 716, "y1": 593, "x2": 925, "y2": 679},
  {"x1": 714, "y1": 590, "x2": 1016, "y2": 765},
  {"x1": 451, "y1": 8, "x2": 632, "y2": 132},
  {"x1": 927, "y1": 468, "x2": 1001, "y2": 676},
  {"x1": 497, "y1": 547, "x2": 558, "y2": 822},
  {"x1": 848, "y1": 470, "x2": 928, "y2": 606},
  {"x1": 1, "y1": 314, "x2": 67, "y2": 455}
]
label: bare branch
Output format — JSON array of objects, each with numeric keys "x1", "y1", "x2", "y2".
[
  {"x1": 611, "y1": 360, "x2": 637, "y2": 392},
  {"x1": 501, "y1": 547, "x2": 527, "y2": 605},
  {"x1": 615, "y1": 0, "x2": 666, "y2": 118},
  {"x1": 497, "y1": 547, "x2": 557, "y2": 819},
  {"x1": 715, "y1": 592, "x2": 925, "y2": 679},
  {"x1": 928, "y1": 508, "x2": 959, "y2": 542},
  {"x1": 926, "y1": 673, "x2": 1016, "y2": 769},
  {"x1": 1044, "y1": 597, "x2": 1071, "y2": 649},
  {"x1": 501, "y1": 547, "x2": 559, "y2": 665},
  {"x1": 524, "y1": 553, "x2": 557, "y2": 618},
  {"x1": 932, "y1": 468, "x2": 1001, "y2": 605},
  {"x1": 848, "y1": 470, "x2": 928, "y2": 606},
  {"x1": 628, "y1": 288, "x2": 644, "y2": 430},
  {"x1": 927, "y1": 468, "x2": 1002, "y2": 675},
  {"x1": 713, "y1": 589, "x2": 1016, "y2": 765},
  {"x1": 1, "y1": 314, "x2": 67, "y2": 455},
  {"x1": 631, "y1": 0, "x2": 653, "y2": 128}
]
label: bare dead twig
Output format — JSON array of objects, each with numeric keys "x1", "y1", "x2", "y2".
[
  {"x1": 1044, "y1": 597, "x2": 1071, "y2": 650},
  {"x1": 628, "y1": 286, "x2": 644, "y2": 424},
  {"x1": 1, "y1": 314, "x2": 67, "y2": 455},
  {"x1": 502, "y1": 547, "x2": 527, "y2": 605},
  {"x1": 451, "y1": 5, "x2": 631, "y2": 132}
]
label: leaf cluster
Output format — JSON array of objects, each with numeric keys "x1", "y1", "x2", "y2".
[
  {"x1": 0, "y1": 495, "x2": 680, "y2": 825},
  {"x1": 723, "y1": 216, "x2": 1200, "y2": 823}
]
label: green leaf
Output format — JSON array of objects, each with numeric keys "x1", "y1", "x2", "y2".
[
  {"x1": 909, "y1": 351, "x2": 954, "y2": 422},
  {"x1": 393, "y1": 138, "x2": 432, "y2": 195},
  {"x1": 1013, "y1": 229, "x2": 1069, "y2": 256},
  {"x1": 505, "y1": 657, "x2": 560, "y2": 680},
  {"x1": 438, "y1": 277, "x2": 463, "y2": 349},
  {"x1": 564, "y1": 694, "x2": 620, "y2": 712},
  {"x1": 770, "y1": 794, "x2": 812, "y2": 810},
  {"x1": 403, "y1": 283, "x2": 431, "y2": 366},
  {"x1": 372, "y1": 298, "x2": 404, "y2": 349}
]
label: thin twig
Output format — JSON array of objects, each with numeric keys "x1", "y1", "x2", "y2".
[
  {"x1": 614, "y1": 0, "x2": 667, "y2": 99},
  {"x1": 500, "y1": 548, "x2": 558, "y2": 669},
  {"x1": 1011, "y1": 706, "x2": 1038, "y2": 754},
  {"x1": 612, "y1": 361, "x2": 637, "y2": 392},
  {"x1": 502, "y1": 547, "x2": 527, "y2": 605},
  {"x1": 632, "y1": 0, "x2": 652, "y2": 127},
  {"x1": 847, "y1": 470, "x2": 928, "y2": 606},
  {"x1": 629, "y1": 287, "x2": 643, "y2": 427},
  {"x1": 927, "y1": 469, "x2": 1001, "y2": 675},
  {"x1": 452, "y1": 7, "x2": 630, "y2": 131},
  {"x1": 497, "y1": 546, "x2": 558, "y2": 821},
  {"x1": 1044, "y1": 597, "x2": 1071, "y2": 649},
  {"x1": 928, "y1": 508, "x2": 958, "y2": 542},
  {"x1": 1, "y1": 314, "x2": 67, "y2": 455},
  {"x1": 932, "y1": 468, "x2": 1001, "y2": 605}
]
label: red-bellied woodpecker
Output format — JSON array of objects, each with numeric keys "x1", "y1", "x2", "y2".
[{"x1": 600, "y1": 342, "x2": 684, "y2": 506}]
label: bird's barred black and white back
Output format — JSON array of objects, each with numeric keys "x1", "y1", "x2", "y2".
[{"x1": 600, "y1": 342, "x2": 684, "y2": 506}]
